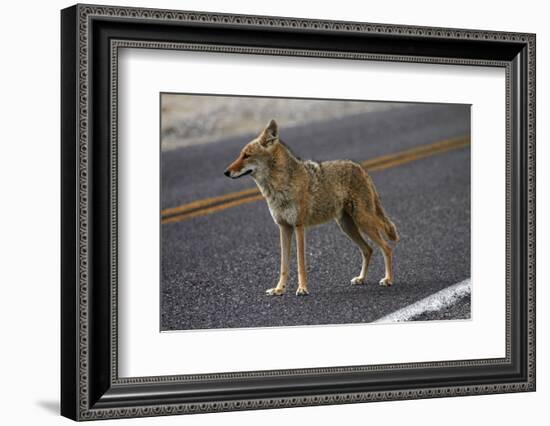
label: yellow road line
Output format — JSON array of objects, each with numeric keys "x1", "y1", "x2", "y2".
[
  {"x1": 162, "y1": 194, "x2": 264, "y2": 224},
  {"x1": 363, "y1": 136, "x2": 470, "y2": 171},
  {"x1": 161, "y1": 135, "x2": 470, "y2": 225},
  {"x1": 161, "y1": 187, "x2": 259, "y2": 217}
]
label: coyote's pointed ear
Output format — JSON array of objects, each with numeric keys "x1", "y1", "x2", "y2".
[{"x1": 260, "y1": 119, "x2": 279, "y2": 147}]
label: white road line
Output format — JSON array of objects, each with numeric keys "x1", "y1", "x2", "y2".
[{"x1": 373, "y1": 278, "x2": 471, "y2": 323}]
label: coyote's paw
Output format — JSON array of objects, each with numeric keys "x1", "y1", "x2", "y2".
[
  {"x1": 379, "y1": 278, "x2": 393, "y2": 287},
  {"x1": 351, "y1": 276, "x2": 366, "y2": 285},
  {"x1": 295, "y1": 287, "x2": 309, "y2": 296},
  {"x1": 266, "y1": 287, "x2": 285, "y2": 296}
]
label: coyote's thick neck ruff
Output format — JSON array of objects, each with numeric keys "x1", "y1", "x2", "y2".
[{"x1": 253, "y1": 142, "x2": 302, "y2": 201}]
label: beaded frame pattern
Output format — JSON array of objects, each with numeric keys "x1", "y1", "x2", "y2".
[{"x1": 74, "y1": 4, "x2": 535, "y2": 420}]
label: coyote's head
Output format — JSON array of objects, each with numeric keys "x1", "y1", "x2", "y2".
[{"x1": 224, "y1": 119, "x2": 281, "y2": 179}]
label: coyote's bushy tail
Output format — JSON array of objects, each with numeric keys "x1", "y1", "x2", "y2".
[{"x1": 374, "y1": 196, "x2": 399, "y2": 242}]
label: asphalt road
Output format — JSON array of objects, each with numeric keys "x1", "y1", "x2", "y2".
[
  {"x1": 411, "y1": 295, "x2": 471, "y2": 321},
  {"x1": 160, "y1": 104, "x2": 471, "y2": 331}
]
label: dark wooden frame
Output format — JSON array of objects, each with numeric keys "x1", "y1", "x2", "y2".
[{"x1": 61, "y1": 3, "x2": 536, "y2": 421}]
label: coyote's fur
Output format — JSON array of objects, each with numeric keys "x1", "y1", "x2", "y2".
[{"x1": 224, "y1": 120, "x2": 398, "y2": 296}]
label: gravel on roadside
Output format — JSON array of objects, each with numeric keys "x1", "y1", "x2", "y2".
[{"x1": 161, "y1": 94, "x2": 403, "y2": 150}]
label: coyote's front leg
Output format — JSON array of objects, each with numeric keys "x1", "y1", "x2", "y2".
[
  {"x1": 295, "y1": 225, "x2": 309, "y2": 296},
  {"x1": 266, "y1": 224, "x2": 293, "y2": 296}
]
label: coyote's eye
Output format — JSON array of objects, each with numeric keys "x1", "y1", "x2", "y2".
[{"x1": 242, "y1": 153, "x2": 250, "y2": 159}]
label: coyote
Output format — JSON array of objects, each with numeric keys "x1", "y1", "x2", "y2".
[{"x1": 224, "y1": 120, "x2": 399, "y2": 296}]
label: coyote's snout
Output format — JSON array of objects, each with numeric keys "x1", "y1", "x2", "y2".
[{"x1": 224, "y1": 119, "x2": 399, "y2": 296}]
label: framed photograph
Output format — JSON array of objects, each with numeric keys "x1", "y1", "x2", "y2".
[{"x1": 61, "y1": 4, "x2": 536, "y2": 421}]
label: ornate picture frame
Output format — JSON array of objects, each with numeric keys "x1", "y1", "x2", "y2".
[{"x1": 61, "y1": 4, "x2": 535, "y2": 421}]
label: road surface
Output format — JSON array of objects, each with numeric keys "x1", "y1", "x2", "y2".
[{"x1": 160, "y1": 103, "x2": 471, "y2": 331}]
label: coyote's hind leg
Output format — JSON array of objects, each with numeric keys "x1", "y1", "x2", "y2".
[
  {"x1": 353, "y1": 214, "x2": 394, "y2": 287},
  {"x1": 336, "y1": 213, "x2": 373, "y2": 285}
]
